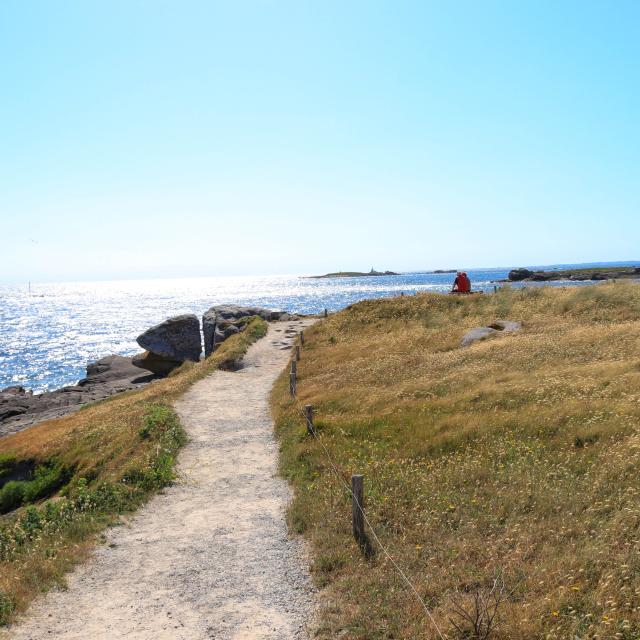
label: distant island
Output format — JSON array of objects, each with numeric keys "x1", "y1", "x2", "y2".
[
  {"x1": 431, "y1": 269, "x2": 457, "y2": 274},
  {"x1": 308, "y1": 268, "x2": 400, "y2": 279},
  {"x1": 507, "y1": 266, "x2": 640, "y2": 282}
]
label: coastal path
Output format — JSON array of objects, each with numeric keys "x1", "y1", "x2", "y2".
[{"x1": 7, "y1": 319, "x2": 317, "y2": 640}]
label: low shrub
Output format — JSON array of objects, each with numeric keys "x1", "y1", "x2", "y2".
[{"x1": 0, "y1": 461, "x2": 71, "y2": 515}]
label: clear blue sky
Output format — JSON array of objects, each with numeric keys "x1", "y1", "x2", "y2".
[{"x1": 1, "y1": 1, "x2": 638, "y2": 283}]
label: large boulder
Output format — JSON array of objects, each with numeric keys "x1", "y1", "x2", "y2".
[
  {"x1": 461, "y1": 320, "x2": 522, "y2": 347},
  {"x1": 131, "y1": 351, "x2": 183, "y2": 376},
  {"x1": 214, "y1": 305, "x2": 258, "y2": 322},
  {"x1": 461, "y1": 327, "x2": 497, "y2": 347},
  {"x1": 79, "y1": 355, "x2": 149, "y2": 386},
  {"x1": 136, "y1": 314, "x2": 202, "y2": 373},
  {"x1": 202, "y1": 308, "x2": 219, "y2": 358}
]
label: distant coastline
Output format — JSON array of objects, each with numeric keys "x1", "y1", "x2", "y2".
[
  {"x1": 506, "y1": 265, "x2": 640, "y2": 282},
  {"x1": 307, "y1": 269, "x2": 399, "y2": 279}
]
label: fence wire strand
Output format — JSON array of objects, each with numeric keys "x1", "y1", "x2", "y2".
[{"x1": 290, "y1": 351, "x2": 446, "y2": 640}]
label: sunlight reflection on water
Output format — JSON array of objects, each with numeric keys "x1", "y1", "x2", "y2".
[{"x1": 0, "y1": 270, "x2": 596, "y2": 392}]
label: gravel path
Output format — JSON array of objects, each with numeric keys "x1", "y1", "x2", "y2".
[{"x1": 6, "y1": 320, "x2": 317, "y2": 640}]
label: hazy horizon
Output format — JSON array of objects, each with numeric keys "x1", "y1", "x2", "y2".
[{"x1": 2, "y1": 258, "x2": 640, "y2": 287}]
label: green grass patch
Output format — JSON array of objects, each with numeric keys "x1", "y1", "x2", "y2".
[{"x1": 0, "y1": 460, "x2": 72, "y2": 514}]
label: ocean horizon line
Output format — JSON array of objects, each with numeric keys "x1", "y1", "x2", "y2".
[{"x1": 3, "y1": 258, "x2": 640, "y2": 288}]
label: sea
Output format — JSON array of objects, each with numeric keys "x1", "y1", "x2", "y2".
[{"x1": 1, "y1": 262, "x2": 638, "y2": 394}]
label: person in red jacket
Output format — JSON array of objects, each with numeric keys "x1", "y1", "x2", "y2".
[{"x1": 452, "y1": 272, "x2": 471, "y2": 294}]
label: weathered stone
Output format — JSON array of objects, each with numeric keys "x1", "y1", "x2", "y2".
[
  {"x1": 136, "y1": 314, "x2": 202, "y2": 362},
  {"x1": 461, "y1": 327, "x2": 498, "y2": 347},
  {"x1": 80, "y1": 355, "x2": 149, "y2": 386},
  {"x1": 461, "y1": 320, "x2": 522, "y2": 347},
  {"x1": 214, "y1": 305, "x2": 256, "y2": 321},
  {"x1": 508, "y1": 268, "x2": 534, "y2": 281},
  {"x1": 223, "y1": 324, "x2": 240, "y2": 339},
  {"x1": 0, "y1": 386, "x2": 31, "y2": 396},
  {"x1": 132, "y1": 351, "x2": 183, "y2": 376},
  {"x1": 202, "y1": 309, "x2": 218, "y2": 358},
  {"x1": 213, "y1": 327, "x2": 227, "y2": 346},
  {"x1": 0, "y1": 405, "x2": 29, "y2": 422},
  {"x1": 202, "y1": 305, "x2": 291, "y2": 356},
  {"x1": 488, "y1": 320, "x2": 522, "y2": 333}
]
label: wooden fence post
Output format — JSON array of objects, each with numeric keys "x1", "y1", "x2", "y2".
[
  {"x1": 352, "y1": 474, "x2": 365, "y2": 546},
  {"x1": 324, "y1": 308, "x2": 328, "y2": 318},
  {"x1": 289, "y1": 364, "x2": 296, "y2": 397},
  {"x1": 493, "y1": 285, "x2": 498, "y2": 293},
  {"x1": 295, "y1": 345, "x2": 300, "y2": 361},
  {"x1": 304, "y1": 404, "x2": 313, "y2": 435},
  {"x1": 300, "y1": 330, "x2": 305, "y2": 346}
]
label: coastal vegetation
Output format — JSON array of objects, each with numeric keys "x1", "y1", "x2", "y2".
[
  {"x1": 271, "y1": 282, "x2": 640, "y2": 639},
  {"x1": 0, "y1": 317, "x2": 267, "y2": 626}
]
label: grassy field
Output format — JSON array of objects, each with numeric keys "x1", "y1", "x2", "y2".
[
  {"x1": 0, "y1": 317, "x2": 267, "y2": 626},
  {"x1": 271, "y1": 283, "x2": 640, "y2": 639}
]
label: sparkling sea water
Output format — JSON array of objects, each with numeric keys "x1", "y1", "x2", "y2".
[{"x1": 0, "y1": 264, "x2": 636, "y2": 393}]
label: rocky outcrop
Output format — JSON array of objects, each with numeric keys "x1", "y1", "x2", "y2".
[
  {"x1": 508, "y1": 268, "x2": 534, "y2": 281},
  {"x1": 202, "y1": 305, "x2": 294, "y2": 356},
  {"x1": 135, "y1": 314, "x2": 202, "y2": 374},
  {"x1": 0, "y1": 387, "x2": 32, "y2": 423},
  {"x1": 1, "y1": 356, "x2": 157, "y2": 437},
  {"x1": 508, "y1": 267, "x2": 640, "y2": 282},
  {"x1": 132, "y1": 351, "x2": 184, "y2": 376},
  {"x1": 2, "y1": 305, "x2": 300, "y2": 437},
  {"x1": 80, "y1": 355, "x2": 149, "y2": 386},
  {"x1": 461, "y1": 320, "x2": 522, "y2": 347}
]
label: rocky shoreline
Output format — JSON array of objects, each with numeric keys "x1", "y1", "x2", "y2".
[
  {"x1": 507, "y1": 266, "x2": 640, "y2": 282},
  {"x1": 0, "y1": 305, "x2": 299, "y2": 437}
]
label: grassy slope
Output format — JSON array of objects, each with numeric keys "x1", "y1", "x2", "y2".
[
  {"x1": 271, "y1": 284, "x2": 640, "y2": 639},
  {"x1": 0, "y1": 318, "x2": 267, "y2": 625}
]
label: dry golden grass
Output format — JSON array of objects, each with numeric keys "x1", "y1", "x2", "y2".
[
  {"x1": 0, "y1": 318, "x2": 267, "y2": 625},
  {"x1": 271, "y1": 283, "x2": 640, "y2": 639}
]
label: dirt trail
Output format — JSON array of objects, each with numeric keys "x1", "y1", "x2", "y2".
[{"x1": 7, "y1": 320, "x2": 317, "y2": 640}]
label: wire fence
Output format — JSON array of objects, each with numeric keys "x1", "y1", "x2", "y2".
[{"x1": 288, "y1": 329, "x2": 446, "y2": 640}]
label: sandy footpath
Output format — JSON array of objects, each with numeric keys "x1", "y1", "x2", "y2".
[{"x1": 6, "y1": 320, "x2": 317, "y2": 640}]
